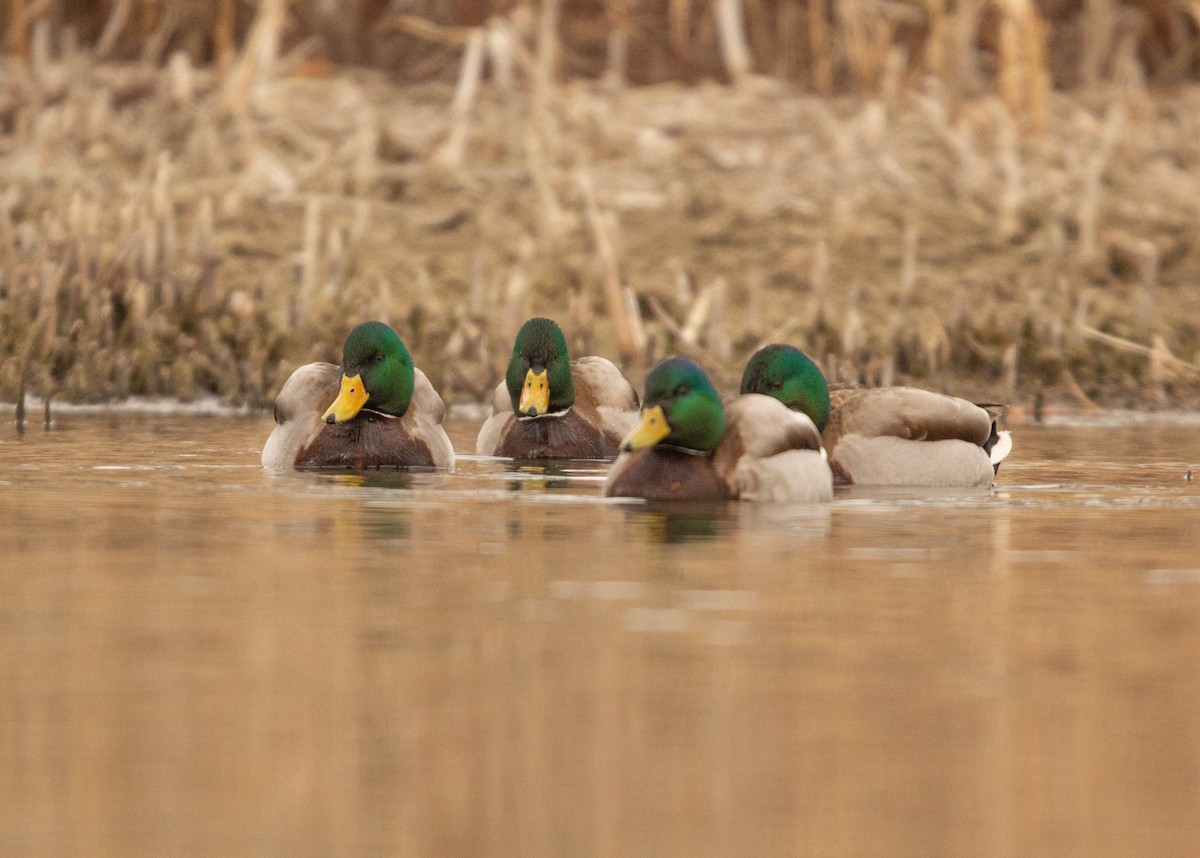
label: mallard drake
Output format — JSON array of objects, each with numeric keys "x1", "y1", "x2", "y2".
[
  {"x1": 604, "y1": 357, "x2": 832, "y2": 502},
  {"x1": 476, "y1": 317, "x2": 639, "y2": 459},
  {"x1": 740, "y1": 344, "x2": 1011, "y2": 487},
  {"x1": 262, "y1": 321, "x2": 454, "y2": 470}
]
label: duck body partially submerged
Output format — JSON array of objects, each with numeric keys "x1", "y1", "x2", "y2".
[
  {"x1": 262, "y1": 322, "x2": 454, "y2": 471},
  {"x1": 740, "y1": 344, "x2": 1010, "y2": 487},
  {"x1": 476, "y1": 318, "x2": 638, "y2": 459},
  {"x1": 604, "y1": 358, "x2": 832, "y2": 503}
]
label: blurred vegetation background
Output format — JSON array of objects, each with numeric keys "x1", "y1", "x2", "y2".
[
  {"x1": 15, "y1": 0, "x2": 1200, "y2": 92},
  {"x1": 2, "y1": 0, "x2": 1200, "y2": 416}
]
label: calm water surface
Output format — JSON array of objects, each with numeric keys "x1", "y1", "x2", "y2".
[{"x1": 2, "y1": 414, "x2": 1199, "y2": 857}]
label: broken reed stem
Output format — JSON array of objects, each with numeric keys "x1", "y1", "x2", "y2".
[
  {"x1": 707, "y1": 278, "x2": 731, "y2": 363},
  {"x1": 680, "y1": 283, "x2": 714, "y2": 349},
  {"x1": 809, "y1": 0, "x2": 832, "y2": 93},
  {"x1": 525, "y1": 125, "x2": 563, "y2": 244},
  {"x1": 94, "y1": 0, "x2": 131, "y2": 61},
  {"x1": 216, "y1": 0, "x2": 236, "y2": 78},
  {"x1": 996, "y1": 107, "x2": 1023, "y2": 240},
  {"x1": 714, "y1": 0, "x2": 752, "y2": 86},
  {"x1": 621, "y1": 287, "x2": 645, "y2": 363},
  {"x1": 995, "y1": 0, "x2": 1050, "y2": 131},
  {"x1": 809, "y1": 239, "x2": 830, "y2": 325},
  {"x1": 1077, "y1": 103, "x2": 1125, "y2": 263},
  {"x1": 435, "y1": 27, "x2": 485, "y2": 169},
  {"x1": 223, "y1": 0, "x2": 284, "y2": 117},
  {"x1": 1080, "y1": 0, "x2": 1116, "y2": 90},
  {"x1": 1061, "y1": 367, "x2": 1102, "y2": 409},
  {"x1": 9, "y1": 0, "x2": 28, "y2": 62},
  {"x1": 533, "y1": 0, "x2": 560, "y2": 128},
  {"x1": 299, "y1": 197, "x2": 320, "y2": 325},
  {"x1": 1077, "y1": 325, "x2": 1200, "y2": 377},
  {"x1": 604, "y1": 26, "x2": 628, "y2": 91},
  {"x1": 900, "y1": 224, "x2": 918, "y2": 304},
  {"x1": 578, "y1": 170, "x2": 643, "y2": 361},
  {"x1": 487, "y1": 20, "x2": 515, "y2": 93}
]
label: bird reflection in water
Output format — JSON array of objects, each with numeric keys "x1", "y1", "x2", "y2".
[
  {"x1": 505, "y1": 461, "x2": 574, "y2": 492},
  {"x1": 625, "y1": 502, "x2": 732, "y2": 544}
]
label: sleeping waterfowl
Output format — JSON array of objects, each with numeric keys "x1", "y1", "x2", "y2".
[
  {"x1": 604, "y1": 357, "x2": 832, "y2": 502},
  {"x1": 740, "y1": 344, "x2": 1011, "y2": 487},
  {"x1": 262, "y1": 321, "x2": 454, "y2": 470},
  {"x1": 476, "y1": 317, "x2": 639, "y2": 459}
]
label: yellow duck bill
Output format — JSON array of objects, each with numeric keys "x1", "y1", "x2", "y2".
[
  {"x1": 621, "y1": 405, "x2": 670, "y2": 451},
  {"x1": 519, "y1": 369, "x2": 550, "y2": 417},
  {"x1": 323, "y1": 374, "x2": 369, "y2": 424}
]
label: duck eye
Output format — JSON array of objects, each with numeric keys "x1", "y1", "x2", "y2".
[
  {"x1": 374, "y1": 353, "x2": 386, "y2": 364},
  {"x1": 675, "y1": 384, "x2": 688, "y2": 397},
  {"x1": 772, "y1": 379, "x2": 783, "y2": 390}
]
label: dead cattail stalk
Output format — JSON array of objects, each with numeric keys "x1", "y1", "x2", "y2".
[
  {"x1": 707, "y1": 278, "x2": 731, "y2": 363},
  {"x1": 15, "y1": 372, "x2": 26, "y2": 432},
  {"x1": 946, "y1": 0, "x2": 984, "y2": 109},
  {"x1": 622, "y1": 286, "x2": 645, "y2": 362},
  {"x1": 189, "y1": 196, "x2": 214, "y2": 261},
  {"x1": 1002, "y1": 343, "x2": 1018, "y2": 402},
  {"x1": 1077, "y1": 103, "x2": 1125, "y2": 263},
  {"x1": 680, "y1": 283, "x2": 714, "y2": 349},
  {"x1": 533, "y1": 0, "x2": 560, "y2": 125},
  {"x1": 216, "y1": 0, "x2": 236, "y2": 78},
  {"x1": 223, "y1": 0, "x2": 285, "y2": 118},
  {"x1": 1078, "y1": 325, "x2": 1200, "y2": 378},
  {"x1": 994, "y1": 0, "x2": 1050, "y2": 131},
  {"x1": 434, "y1": 28, "x2": 486, "y2": 170},
  {"x1": 808, "y1": 0, "x2": 833, "y2": 93},
  {"x1": 647, "y1": 294, "x2": 685, "y2": 340},
  {"x1": 525, "y1": 126, "x2": 563, "y2": 245},
  {"x1": 139, "y1": 4, "x2": 179, "y2": 67},
  {"x1": 995, "y1": 105, "x2": 1023, "y2": 240},
  {"x1": 376, "y1": 14, "x2": 473, "y2": 46},
  {"x1": 1079, "y1": 0, "x2": 1116, "y2": 89},
  {"x1": 775, "y1": 0, "x2": 796, "y2": 81},
  {"x1": 668, "y1": 0, "x2": 691, "y2": 55},
  {"x1": 1135, "y1": 239, "x2": 1158, "y2": 331},
  {"x1": 9, "y1": 0, "x2": 28, "y2": 62},
  {"x1": 839, "y1": 0, "x2": 893, "y2": 91},
  {"x1": 842, "y1": 283, "x2": 864, "y2": 357},
  {"x1": 746, "y1": 272, "x2": 763, "y2": 335},
  {"x1": 298, "y1": 196, "x2": 321, "y2": 324},
  {"x1": 31, "y1": 18, "x2": 51, "y2": 83},
  {"x1": 1060, "y1": 367, "x2": 1101, "y2": 409},
  {"x1": 502, "y1": 238, "x2": 534, "y2": 340},
  {"x1": 604, "y1": 27, "x2": 628, "y2": 91},
  {"x1": 900, "y1": 224, "x2": 918, "y2": 304},
  {"x1": 487, "y1": 20, "x2": 516, "y2": 93},
  {"x1": 714, "y1": 0, "x2": 752, "y2": 86},
  {"x1": 167, "y1": 51, "x2": 194, "y2": 104},
  {"x1": 94, "y1": 0, "x2": 131, "y2": 61},
  {"x1": 809, "y1": 239, "x2": 830, "y2": 326},
  {"x1": 1149, "y1": 335, "x2": 1169, "y2": 401},
  {"x1": 578, "y1": 171, "x2": 643, "y2": 361},
  {"x1": 924, "y1": 0, "x2": 949, "y2": 79}
]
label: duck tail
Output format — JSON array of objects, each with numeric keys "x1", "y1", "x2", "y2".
[{"x1": 984, "y1": 420, "x2": 1013, "y2": 474}]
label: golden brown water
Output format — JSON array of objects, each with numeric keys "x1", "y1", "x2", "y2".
[{"x1": 2, "y1": 415, "x2": 1200, "y2": 857}]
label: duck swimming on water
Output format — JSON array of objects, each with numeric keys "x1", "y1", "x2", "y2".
[
  {"x1": 262, "y1": 321, "x2": 454, "y2": 470},
  {"x1": 476, "y1": 317, "x2": 639, "y2": 459},
  {"x1": 604, "y1": 357, "x2": 832, "y2": 502},
  {"x1": 740, "y1": 343, "x2": 1011, "y2": 487}
]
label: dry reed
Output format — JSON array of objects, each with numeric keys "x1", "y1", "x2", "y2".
[{"x1": 1, "y1": 3, "x2": 1200, "y2": 417}]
